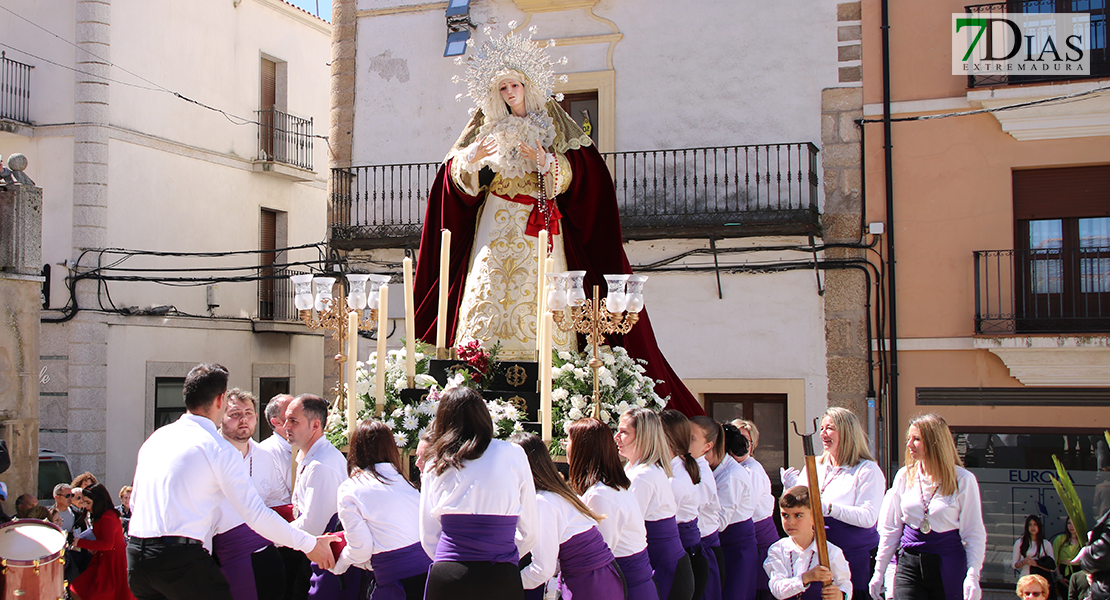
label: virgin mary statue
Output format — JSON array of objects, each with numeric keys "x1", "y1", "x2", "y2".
[{"x1": 412, "y1": 26, "x2": 702, "y2": 416}]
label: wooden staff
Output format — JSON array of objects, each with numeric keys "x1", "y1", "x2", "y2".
[{"x1": 794, "y1": 419, "x2": 830, "y2": 574}]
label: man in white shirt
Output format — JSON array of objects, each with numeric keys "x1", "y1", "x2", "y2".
[
  {"x1": 221, "y1": 389, "x2": 287, "y2": 507},
  {"x1": 126, "y1": 364, "x2": 336, "y2": 600},
  {"x1": 285, "y1": 394, "x2": 360, "y2": 596},
  {"x1": 257, "y1": 393, "x2": 294, "y2": 506},
  {"x1": 52, "y1": 483, "x2": 76, "y2": 532}
]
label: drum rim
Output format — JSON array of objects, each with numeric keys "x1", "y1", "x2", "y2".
[{"x1": 0, "y1": 518, "x2": 66, "y2": 566}]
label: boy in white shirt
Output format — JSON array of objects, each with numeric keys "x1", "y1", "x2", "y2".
[{"x1": 764, "y1": 486, "x2": 852, "y2": 600}]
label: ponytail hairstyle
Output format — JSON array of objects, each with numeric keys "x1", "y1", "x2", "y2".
[
  {"x1": 510, "y1": 432, "x2": 604, "y2": 522},
  {"x1": 660, "y1": 410, "x2": 700, "y2": 485},
  {"x1": 722, "y1": 422, "x2": 750, "y2": 459},
  {"x1": 690, "y1": 416, "x2": 725, "y2": 467},
  {"x1": 621, "y1": 408, "x2": 673, "y2": 477}
]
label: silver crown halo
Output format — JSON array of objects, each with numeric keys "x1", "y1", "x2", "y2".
[{"x1": 454, "y1": 22, "x2": 569, "y2": 109}]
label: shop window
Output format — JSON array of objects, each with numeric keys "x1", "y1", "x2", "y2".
[{"x1": 154, "y1": 377, "x2": 186, "y2": 429}]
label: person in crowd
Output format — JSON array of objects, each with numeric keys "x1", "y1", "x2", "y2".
[
  {"x1": 1067, "y1": 570, "x2": 1091, "y2": 600},
  {"x1": 1013, "y1": 514, "x2": 1056, "y2": 591},
  {"x1": 285, "y1": 393, "x2": 364, "y2": 599},
  {"x1": 618, "y1": 408, "x2": 696, "y2": 600},
  {"x1": 732, "y1": 419, "x2": 781, "y2": 600},
  {"x1": 211, "y1": 388, "x2": 290, "y2": 600},
  {"x1": 764, "y1": 485, "x2": 851, "y2": 600},
  {"x1": 567, "y1": 417, "x2": 657, "y2": 600},
  {"x1": 1054, "y1": 518, "x2": 1083, "y2": 600},
  {"x1": 690, "y1": 416, "x2": 725, "y2": 600},
  {"x1": 73, "y1": 487, "x2": 94, "y2": 532},
  {"x1": 782, "y1": 407, "x2": 885, "y2": 600},
  {"x1": 15, "y1": 492, "x2": 38, "y2": 518},
  {"x1": 53, "y1": 482, "x2": 76, "y2": 532},
  {"x1": 1074, "y1": 502, "x2": 1110, "y2": 600},
  {"x1": 1016, "y1": 574, "x2": 1052, "y2": 599},
  {"x1": 869, "y1": 413, "x2": 986, "y2": 600},
  {"x1": 714, "y1": 422, "x2": 758, "y2": 600},
  {"x1": 70, "y1": 486, "x2": 97, "y2": 578},
  {"x1": 127, "y1": 363, "x2": 334, "y2": 600},
  {"x1": 414, "y1": 428, "x2": 434, "y2": 475},
  {"x1": 330, "y1": 419, "x2": 429, "y2": 600},
  {"x1": 69, "y1": 483, "x2": 136, "y2": 600},
  {"x1": 419, "y1": 387, "x2": 538, "y2": 600},
  {"x1": 26, "y1": 505, "x2": 53, "y2": 520},
  {"x1": 117, "y1": 485, "x2": 132, "y2": 535},
  {"x1": 49, "y1": 507, "x2": 65, "y2": 528},
  {"x1": 512, "y1": 432, "x2": 623, "y2": 600},
  {"x1": 662, "y1": 410, "x2": 710, "y2": 600},
  {"x1": 72, "y1": 471, "x2": 98, "y2": 491},
  {"x1": 0, "y1": 482, "x2": 9, "y2": 523},
  {"x1": 257, "y1": 393, "x2": 295, "y2": 506}
]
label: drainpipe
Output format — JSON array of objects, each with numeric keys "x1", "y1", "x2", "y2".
[{"x1": 880, "y1": 0, "x2": 899, "y2": 481}]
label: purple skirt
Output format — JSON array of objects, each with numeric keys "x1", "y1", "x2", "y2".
[
  {"x1": 309, "y1": 514, "x2": 372, "y2": 600},
  {"x1": 825, "y1": 517, "x2": 878, "y2": 600},
  {"x1": 899, "y1": 526, "x2": 966, "y2": 600},
  {"x1": 559, "y1": 527, "x2": 623, "y2": 600},
  {"x1": 212, "y1": 523, "x2": 269, "y2": 600},
  {"x1": 753, "y1": 517, "x2": 778, "y2": 594},
  {"x1": 615, "y1": 548, "x2": 660, "y2": 600},
  {"x1": 701, "y1": 533, "x2": 722, "y2": 600},
  {"x1": 435, "y1": 514, "x2": 519, "y2": 564},
  {"x1": 369, "y1": 542, "x2": 432, "y2": 600},
  {"x1": 719, "y1": 519, "x2": 757, "y2": 600},
  {"x1": 645, "y1": 516, "x2": 687, "y2": 600}
]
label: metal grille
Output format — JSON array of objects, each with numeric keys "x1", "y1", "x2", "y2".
[
  {"x1": 329, "y1": 142, "x2": 820, "y2": 248},
  {"x1": 256, "y1": 109, "x2": 313, "y2": 171},
  {"x1": 259, "y1": 267, "x2": 305, "y2": 322},
  {"x1": 0, "y1": 52, "x2": 32, "y2": 124},
  {"x1": 964, "y1": 0, "x2": 1109, "y2": 88}
]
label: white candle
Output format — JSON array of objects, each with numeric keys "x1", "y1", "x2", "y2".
[
  {"x1": 436, "y1": 230, "x2": 451, "y2": 354},
  {"x1": 403, "y1": 257, "x2": 416, "y2": 387},
  {"x1": 347, "y1": 310, "x2": 358, "y2": 444},
  {"x1": 536, "y1": 230, "x2": 548, "y2": 354},
  {"x1": 541, "y1": 308, "x2": 554, "y2": 444},
  {"x1": 376, "y1": 285, "x2": 389, "y2": 416}
]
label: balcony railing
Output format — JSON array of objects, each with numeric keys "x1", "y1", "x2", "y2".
[
  {"x1": 975, "y1": 247, "x2": 1110, "y2": 334},
  {"x1": 965, "y1": 1, "x2": 1109, "y2": 88},
  {"x1": 257, "y1": 109, "x2": 313, "y2": 171},
  {"x1": 0, "y1": 52, "x2": 32, "y2": 124},
  {"x1": 329, "y1": 142, "x2": 820, "y2": 249},
  {"x1": 259, "y1": 267, "x2": 305, "y2": 322}
]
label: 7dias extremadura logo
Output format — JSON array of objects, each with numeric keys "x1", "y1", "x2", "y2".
[{"x1": 952, "y1": 13, "x2": 1090, "y2": 76}]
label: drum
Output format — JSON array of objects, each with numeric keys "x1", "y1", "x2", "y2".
[{"x1": 0, "y1": 519, "x2": 66, "y2": 600}]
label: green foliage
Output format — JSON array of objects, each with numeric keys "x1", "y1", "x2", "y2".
[{"x1": 1050, "y1": 453, "x2": 1089, "y2": 545}]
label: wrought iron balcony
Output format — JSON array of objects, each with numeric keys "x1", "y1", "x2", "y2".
[
  {"x1": 329, "y1": 142, "x2": 820, "y2": 249},
  {"x1": 256, "y1": 109, "x2": 313, "y2": 171},
  {"x1": 259, "y1": 267, "x2": 306, "y2": 322},
  {"x1": 965, "y1": 0, "x2": 1109, "y2": 88},
  {"x1": 0, "y1": 52, "x2": 32, "y2": 124},
  {"x1": 975, "y1": 247, "x2": 1110, "y2": 334}
]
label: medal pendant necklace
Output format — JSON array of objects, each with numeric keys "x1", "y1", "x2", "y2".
[{"x1": 917, "y1": 472, "x2": 940, "y2": 534}]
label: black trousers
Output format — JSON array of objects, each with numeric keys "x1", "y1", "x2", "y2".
[
  {"x1": 688, "y1": 545, "x2": 710, "y2": 600},
  {"x1": 251, "y1": 545, "x2": 288, "y2": 600},
  {"x1": 424, "y1": 560, "x2": 524, "y2": 600},
  {"x1": 668, "y1": 553, "x2": 696, "y2": 600},
  {"x1": 279, "y1": 546, "x2": 312, "y2": 600},
  {"x1": 127, "y1": 540, "x2": 234, "y2": 600},
  {"x1": 893, "y1": 551, "x2": 946, "y2": 600}
]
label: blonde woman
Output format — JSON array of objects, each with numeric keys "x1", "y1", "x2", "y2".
[
  {"x1": 782, "y1": 408, "x2": 885, "y2": 600},
  {"x1": 869, "y1": 414, "x2": 986, "y2": 600},
  {"x1": 1015, "y1": 574, "x2": 1051, "y2": 599},
  {"x1": 617, "y1": 408, "x2": 695, "y2": 600}
]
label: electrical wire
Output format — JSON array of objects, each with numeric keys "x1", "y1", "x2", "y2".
[{"x1": 857, "y1": 83, "x2": 1110, "y2": 124}]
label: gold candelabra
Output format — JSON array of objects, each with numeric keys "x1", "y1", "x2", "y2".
[
  {"x1": 552, "y1": 284, "x2": 639, "y2": 418},
  {"x1": 295, "y1": 282, "x2": 378, "y2": 411}
]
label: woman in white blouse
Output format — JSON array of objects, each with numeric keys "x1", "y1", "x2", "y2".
[
  {"x1": 567, "y1": 417, "x2": 658, "y2": 600},
  {"x1": 782, "y1": 407, "x2": 885, "y2": 600},
  {"x1": 1012, "y1": 514, "x2": 1054, "y2": 580},
  {"x1": 331, "y1": 420, "x2": 430, "y2": 600},
  {"x1": 731, "y1": 419, "x2": 781, "y2": 600},
  {"x1": 713, "y1": 423, "x2": 758, "y2": 600},
  {"x1": 690, "y1": 416, "x2": 725, "y2": 600},
  {"x1": 661, "y1": 410, "x2": 710, "y2": 600},
  {"x1": 511, "y1": 432, "x2": 623, "y2": 600},
  {"x1": 868, "y1": 413, "x2": 986, "y2": 600},
  {"x1": 419, "y1": 387, "x2": 539, "y2": 600}
]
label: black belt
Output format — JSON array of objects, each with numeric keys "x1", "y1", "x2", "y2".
[{"x1": 130, "y1": 535, "x2": 203, "y2": 548}]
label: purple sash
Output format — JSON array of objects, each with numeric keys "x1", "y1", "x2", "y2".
[
  {"x1": 645, "y1": 516, "x2": 687, "y2": 600},
  {"x1": 369, "y1": 542, "x2": 432, "y2": 600},
  {"x1": 719, "y1": 519, "x2": 757, "y2": 600},
  {"x1": 678, "y1": 518, "x2": 701, "y2": 550},
  {"x1": 435, "y1": 514, "x2": 519, "y2": 564},
  {"x1": 701, "y1": 533, "x2": 722, "y2": 600},
  {"x1": 900, "y1": 526, "x2": 966, "y2": 600},
  {"x1": 558, "y1": 527, "x2": 623, "y2": 600},
  {"x1": 754, "y1": 517, "x2": 779, "y2": 594},
  {"x1": 825, "y1": 517, "x2": 878, "y2": 599},
  {"x1": 615, "y1": 548, "x2": 660, "y2": 600},
  {"x1": 213, "y1": 523, "x2": 269, "y2": 600},
  {"x1": 309, "y1": 513, "x2": 371, "y2": 600}
]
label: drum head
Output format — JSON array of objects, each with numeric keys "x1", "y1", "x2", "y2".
[{"x1": 0, "y1": 519, "x2": 66, "y2": 564}]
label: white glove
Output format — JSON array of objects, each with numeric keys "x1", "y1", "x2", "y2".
[
  {"x1": 868, "y1": 571, "x2": 884, "y2": 600},
  {"x1": 781, "y1": 467, "x2": 800, "y2": 489},
  {"x1": 963, "y1": 574, "x2": 981, "y2": 600}
]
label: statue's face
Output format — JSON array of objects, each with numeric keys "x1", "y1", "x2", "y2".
[{"x1": 498, "y1": 77, "x2": 525, "y2": 114}]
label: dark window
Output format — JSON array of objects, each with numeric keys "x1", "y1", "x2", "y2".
[
  {"x1": 558, "y1": 91, "x2": 598, "y2": 147},
  {"x1": 257, "y1": 377, "x2": 290, "y2": 440},
  {"x1": 260, "y1": 58, "x2": 277, "y2": 160},
  {"x1": 704, "y1": 393, "x2": 787, "y2": 491},
  {"x1": 155, "y1": 377, "x2": 186, "y2": 429},
  {"x1": 259, "y1": 209, "x2": 277, "y2": 320}
]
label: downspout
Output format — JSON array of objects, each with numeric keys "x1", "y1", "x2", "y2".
[{"x1": 880, "y1": 0, "x2": 900, "y2": 480}]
